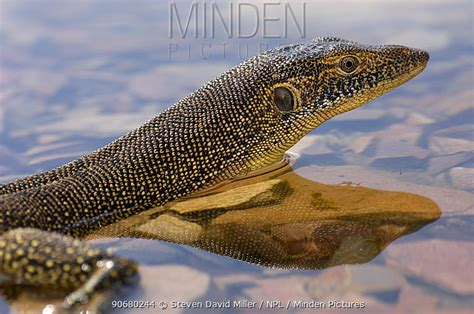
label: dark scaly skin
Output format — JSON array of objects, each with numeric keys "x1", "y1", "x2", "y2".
[
  {"x1": 0, "y1": 228, "x2": 137, "y2": 306},
  {"x1": 0, "y1": 38, "x2": 429, "y2": 307}
]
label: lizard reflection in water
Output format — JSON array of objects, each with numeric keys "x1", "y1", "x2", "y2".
[
  {"x1": 92, "y1": 157, "x2": 441, "y2": 269},
  {"x1": 0, "y1": 38, "x2": 431, "y2": 309},
  {"x1": 2, "y1": 160, "x2": 441, "y2": 311}
]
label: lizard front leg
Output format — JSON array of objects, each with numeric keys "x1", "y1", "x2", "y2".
[{"x1": 0, "y1": 228, "x2": 138, "y2": 308}]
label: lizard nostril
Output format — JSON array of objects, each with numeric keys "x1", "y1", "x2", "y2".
[
  {"x1": 420, "y1": 50, "x2": 430, "y2": 63},
  {"x1": 409, "y1": 48, "x2": 429, "y2": 64}
]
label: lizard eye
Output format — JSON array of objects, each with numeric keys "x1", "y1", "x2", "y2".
[
  {"x1": 340, "y1": 56, "x2": 359, "y2": 73},
  {"x1": 273, "y1": 87, "x2": 294, "y2": 112}
]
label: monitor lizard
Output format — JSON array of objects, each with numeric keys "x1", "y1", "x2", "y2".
[{"x1": 0, "y1": 37, "x2": 429, "y2": 307}]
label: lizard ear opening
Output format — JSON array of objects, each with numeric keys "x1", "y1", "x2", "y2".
[
  {"x1": 273, "y1": 87, "x2": 294, "y2": 112},
  {"x1": 272, "y1": 83, "x2": 301, "y2": 113}
]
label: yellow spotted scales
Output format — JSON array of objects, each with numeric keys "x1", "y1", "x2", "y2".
[{"x1": 0, "y1": 38, "x2": 428, "y2": 307}]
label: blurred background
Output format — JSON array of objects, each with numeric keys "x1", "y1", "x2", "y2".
[{"x1": 0, "y1": 1, "x2": 473, "y2": 313}]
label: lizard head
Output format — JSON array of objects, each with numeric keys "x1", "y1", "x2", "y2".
[
  {"x1": 189, "y1": 37, "x2": 429, "y2": 174},
  {"x1": 241, "y1": 37, "x2": 429, "y2": 156}
]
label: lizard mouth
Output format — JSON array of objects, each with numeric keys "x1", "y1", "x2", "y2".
[
  {"x1": 380, "y1": 56, "x2": 429, "y2": 96},
  {"x1": 390, "y1": 48, "x2": 429, "y2": 87},
  {"x1": 353, "y1": 48, "x2": 430, "y2": 108},
  {"x1": 362, "y1": 63, "x2": 428, "y2": 103},
  {"x1": 382, "y1": 63, "x2": 427, "y2": 93},
  {"x1": 311, "y1": 51, "x2": 429, "y2": 123}
]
